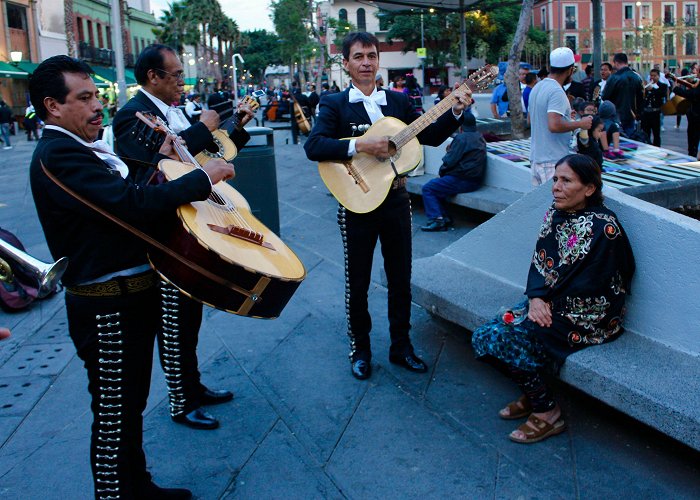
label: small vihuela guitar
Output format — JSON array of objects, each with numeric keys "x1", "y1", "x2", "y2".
[
  {"x1": 318, "y1": 65, "x2": 498, "y2": 214},
  {"x1": 195, "y1": 94, "x2": 261, "y2": 165}
]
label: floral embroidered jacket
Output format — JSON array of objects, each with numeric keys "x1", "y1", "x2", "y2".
[{"x1": 525, "y1": 203, "x2": 636, "y2": 362}]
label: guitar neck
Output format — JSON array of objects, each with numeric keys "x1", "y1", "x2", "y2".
[{"x1": 391, "y1": 80, "x2": 470, "y2": 149}]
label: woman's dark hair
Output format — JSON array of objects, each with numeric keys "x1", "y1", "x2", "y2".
[
  {"x1": 405, "y1": 74, "x2": 419, "y2": 90},
  {"x1": 537, "y1": 67, "x2": 549, "y2": 79},
  {"x1": 436, "y1": 85, "x2": 450, "y2": 100},
  {"x1": 134, "y1": 44, "x2": 176, "y2": 85},
  {"x1": 29, "y1": 55, "x2": 94, "y2": 121},
  {"x1": 342, "y1": 32, "x2": 380, "y2": 60},
  {"x1": 555, "y1": 154, "x2": 604, "y2": 206}
]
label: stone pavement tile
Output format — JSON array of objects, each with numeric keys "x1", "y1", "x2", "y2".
[
  {"x1": 0, "y1": 416, "x2": 23, "y2": 450},
  {"x1": 0, "y1": 355, "x2": 89, "y2": 468},
  {"x1": 221, "y1": 420, "x2": 344, "y2": 499},
  {"x1": 211, "y1": 304, "x2": 309, "y2": 374},
  {"x1": 288, "y1": 258, "x2": 346, "y2": 327},
  {"x1": 0, "y1": 342, "x2": 74, "y2": 377},
  {"x1": 561, "y1": 391, "x2": 700, "y2": 498},
  {"x1": 280, "y1": 208, "x2": 343, "y2": 266},
  {"x1": 23, "y1": 307, "x2": 69, "y2": 345},
  {"x1": 142, "y1": 350, "x2": 279, "y2": 498},
  {"x1": 0, "y1": 294, "x2": 64, "y2": 366},
  {"x1": 493, "y1": 454, "x2": 547, "y2": 498},
  {"x1": 252, "y1": 313, "x2": 367, "y2": 463},
  {"x1": 0, "y1": 375, "x2": 52, "y2": 419},
  {"x1": 424, "y1": 331, "x2": 578, "y2": 496},
  {"x1": 326, "y1": 376, "x2": 501, "y2": 498}
]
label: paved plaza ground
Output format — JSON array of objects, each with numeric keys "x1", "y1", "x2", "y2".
[{"x1": 0, "y1": 114, "x2": 699, "y2": 499}]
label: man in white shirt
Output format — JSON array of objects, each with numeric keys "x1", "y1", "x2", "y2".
[
  {"x1": 184, "y1": 93, "x2": 203, "y2": 122},
  {"x1": 528, "y1": 47, "x2": 592, "y2": 185}
]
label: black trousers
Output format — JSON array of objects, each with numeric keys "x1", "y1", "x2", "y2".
[
  {"x1": 157, "y1": 282, "x2": 206, "y2": 416},
  {"x1": 641, "y1": 111, "x2": 661, "y2": 147},
  {"x1": 687, "y1": 112, "x2": 700, "y2": 157},
  {"x1": 338, "y1": 188, "x2": 413, "y2": 362},
  {"x1": 65, "y1": 282, "x2": 160, "y2": 499}
]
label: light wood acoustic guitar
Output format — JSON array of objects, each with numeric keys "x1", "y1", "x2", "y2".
[
  {"x1": 194, "y1": 94, "x2": 261, "y2": 165},
  {"x1": 318, "y1": 65, "x2": 498, "y2": 214},
  {"x1": 135, "y1": 111, "x2": 306, "y2": 318}
]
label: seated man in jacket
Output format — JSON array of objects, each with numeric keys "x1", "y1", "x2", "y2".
[{"x1": 421, "y1": 112, "x2": 487, "y2": 231}]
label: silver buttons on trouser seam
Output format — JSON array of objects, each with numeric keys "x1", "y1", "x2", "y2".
[
  {"x1": 95, "y1": 312, "x2": 123, "y2": 500},
  {"x1": 160, "y1": 281, "x2": 186, "y2": 417},
  {"x1": 337, "y1": 206, "x2": 357, "y2": 359}
]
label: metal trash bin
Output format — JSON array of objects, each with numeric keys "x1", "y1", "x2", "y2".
[{"x1": 228, "y1": 126, "x2": 280, "y2": 235}]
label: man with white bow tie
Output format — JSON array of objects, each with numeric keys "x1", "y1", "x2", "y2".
[
  {"x1": 305, "y1": 32, "x2": 471, "y2": 380},
  {"x1": 113, "y1": 44, "x2": 255, "y2": 431},
  {"x1": 29, "y1": 55, "x2": 235, "y2": 499}
]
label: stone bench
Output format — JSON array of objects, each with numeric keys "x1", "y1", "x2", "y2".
[
  {"x1": 405, "y1": 174, "x2": 522, "y2": 215},
  {"x1": 410, "y1": 183, "x2": 700, "y2": 451}
]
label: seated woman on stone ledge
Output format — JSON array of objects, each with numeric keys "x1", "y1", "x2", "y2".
[{"x1": 471, "y1": 153, "x2": 636, "y2": 444}]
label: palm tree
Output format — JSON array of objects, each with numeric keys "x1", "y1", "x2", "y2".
[{"x1": 64, "y1": 0, "x2": 75, "y2": 56}]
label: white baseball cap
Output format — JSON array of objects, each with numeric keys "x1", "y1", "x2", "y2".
[{"x1": 550, "y1": 47, "x2": 575, "y2": 68}]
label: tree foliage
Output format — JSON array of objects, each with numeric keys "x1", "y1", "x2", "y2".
[
  {"x1": 271, "y1": 0, "x2": 311, "y2": 64},
  {"x1": 382, "y1": 0, "x2": 538, "y2": 65},
  {"x1": 239, "y1": 30, "x2": 284, "y2": 81}
]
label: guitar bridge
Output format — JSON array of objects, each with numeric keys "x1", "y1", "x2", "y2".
[
  {"x1": 343, "y1": 161, "x2": 370, "y2": 193},
  {"x1": 207, "y1": 224, "x2": 276, "y2": 250}
]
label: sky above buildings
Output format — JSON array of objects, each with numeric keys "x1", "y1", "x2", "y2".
[{"x1": 150, "y1": 0, "x2": 275, "y2": 32}]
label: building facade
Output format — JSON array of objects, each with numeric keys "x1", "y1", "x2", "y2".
[
  {"x1": 533, "y1": 0, "x2": 700, "y2": 74},
  {"x1": 0, "y1": 0, "x2": 41, "y2": 114}
]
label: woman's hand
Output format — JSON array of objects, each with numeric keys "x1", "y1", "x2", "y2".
[{"x1": 528, "y1": 297, "x2": 552, "y2": 327}]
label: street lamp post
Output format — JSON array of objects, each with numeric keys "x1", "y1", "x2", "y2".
[{"x1": 232, "y1": 53, "x2": 244, "y2": 106}]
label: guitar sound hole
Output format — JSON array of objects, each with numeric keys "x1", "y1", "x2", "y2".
[{"x1": 204, "y1": 138, "x2": 224, "y2": 158}]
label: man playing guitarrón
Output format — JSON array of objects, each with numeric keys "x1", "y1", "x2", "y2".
[
  {"x1": 304, "y1": 32, "x2": 471, "y2": 380},
  {"x1": 29, "y1": 55, "x2": 235, "y2": 499},
  {"x1": 113, "y1": 44, "x2": 254, "y2": 430}
]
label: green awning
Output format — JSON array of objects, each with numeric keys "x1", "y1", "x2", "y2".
[
  {"x1": 0, "y1": 61, "x2": 28, "y2": 79},
  {"x1": 15, "y1": 61, "x2": 38, "y2": 74},
  {"x1": 185, "y1": 77, "x2": 197, "y2": 85},
  {"x1": 581, "y1": 54, "x2": 592, "y2": 64},
  {"x1": 667, "y1": 58, "x2": 678, "y2": 68},
  {"x1": 91, "y1": 65, "x2": 137, "y2": 86}
]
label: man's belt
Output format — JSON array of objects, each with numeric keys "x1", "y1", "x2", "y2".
[
  {"x1": 391, "y1": 177, "x2": 407, "y2": 190},
  {"x1": 67, "y1": 271, "x2": 158, "y2": 297}
]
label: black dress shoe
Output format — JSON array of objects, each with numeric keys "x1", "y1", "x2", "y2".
[
  {"x1": 135, "y1": 481, "x2": 192, "y2": 499},
  {"x1": 172, "y1": 408, "x2": 219, "y2": 430},
  {"x1": 421, "y1": 218, "x2": 449, "y2": 232},
  {"x1": 200, "y1": 388, "x2": 234, "y2": 405},
  {"x1": 389, "y1": 353, "x2": 428, "y2": 373},
  {"x1": 351, "y1": 359, "x2": 372, "y2": 380}
]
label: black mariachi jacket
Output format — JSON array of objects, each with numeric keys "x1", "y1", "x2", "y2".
[{"x1": 29, "y1": 128, "x2": 212, "y2": 286}]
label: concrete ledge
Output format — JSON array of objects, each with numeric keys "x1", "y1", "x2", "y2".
[
  {"x1": 412, "y1": 255, "x2": 700, "y2": 450},
  {"x1": 406, "y1": 174, "x2": 522, "y2": 214},
  {"x1": 410, "y1": 182, "x2": 700, "y2": 451}
]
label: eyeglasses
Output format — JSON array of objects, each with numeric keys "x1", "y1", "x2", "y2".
[{"x1": 155, "y1": 68, "x2": 185, "y2": 81}]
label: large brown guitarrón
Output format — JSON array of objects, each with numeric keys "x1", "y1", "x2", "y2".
[
  {"x1": 317, "y1": 65, "x2": 498, "y2": 214},
  {"x1": 136, "y1": 111, "x2": 306, "y2": 318}
]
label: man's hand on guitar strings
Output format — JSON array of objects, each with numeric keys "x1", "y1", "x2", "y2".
[
  {"x1": 356, "y1": 135, "x2": 393, "y2": 160},
  {"x1": 203, "y1": 158, "x2": 236, "y2": 184},
  {"x1": 158, "y1": 134, "x2": 186, "y2": 161},
  {"x1": 451, "y1": 88, "x2": 472, "y2": 114},
  {"x1": 200, "y1": 109, "x2": 220, "y2": 132}
]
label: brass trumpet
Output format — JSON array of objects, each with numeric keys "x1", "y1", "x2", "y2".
[{"x1": 0, "y1": 238, "x2": 68, "y2": 298}]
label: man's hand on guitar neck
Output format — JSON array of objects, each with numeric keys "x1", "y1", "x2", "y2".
[
  {"x1": 203, "y1": 158, "x2": 236, "y2": 184},
  {"x1": 158, "y1": 134, "x2": 187, "y2": 161},
  {"x1": 200, "y1": 109, "x2": 220, "y2": 132},
  {"x1": 235, "y1": 102, "x2": 255, "y2": 130},
  {"x1": 451, "y1": 88, "x2": 472, "y2": 115}
]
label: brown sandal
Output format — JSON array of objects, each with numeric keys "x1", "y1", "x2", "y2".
[
  {"x1": 509, "y1": 414, "x2": 566, "y2": 444},
  {"x1": 498, "y1": 395, "x2": 532, "y2": 420}
]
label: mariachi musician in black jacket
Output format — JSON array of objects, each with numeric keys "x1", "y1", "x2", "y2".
[
  {"x1": 112, "y1": 45, "x2": 254, "y2": 431},
  {"x1": 304, "y1": 32, "x2": 471, "y2": 380},
  {"x1": 29, "y1": 56, "x2": 235, "y2": 499}
]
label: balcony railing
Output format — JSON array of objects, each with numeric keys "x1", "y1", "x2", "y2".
[
  {"x1": 664, "y1": 16, "x2": 675, "y2": 26},
  {"x1": 685, "y1": 15, "x2": 696, "y2": 26},
  {"x1": 78, "y1": 42, "x2": 115, "y2": 66}
]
